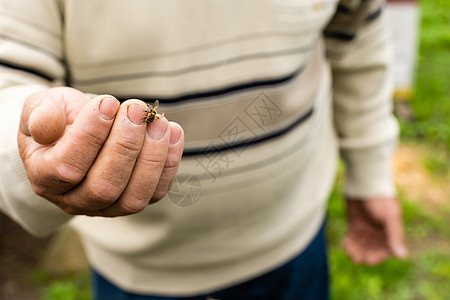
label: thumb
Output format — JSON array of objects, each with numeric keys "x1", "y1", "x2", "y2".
[
  {"x1": 20, "y1": 90, "x2": 67, "y2": 145},
  {"x1": 20, "y1": 87, "x2": 91, "y2": 145},
  {"x1": 28, "y1": 101, "x2": 66, "y2": 145}
]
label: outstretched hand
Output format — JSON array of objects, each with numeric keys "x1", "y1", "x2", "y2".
[
  {"x1": 18, "y1": 87, "x2": 184, "y2": 217},
  {"x1": 343, "y1": 197, "x2": 408, "y2": 265}
]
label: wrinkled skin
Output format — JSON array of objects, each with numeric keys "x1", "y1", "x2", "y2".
[{"x1": 18, "y1": 87, "x2": 184, "y2": 217}]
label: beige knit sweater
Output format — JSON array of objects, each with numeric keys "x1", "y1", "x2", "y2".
[{"x1": 0, "y1": 0, "x2": 397, "y2": 295}]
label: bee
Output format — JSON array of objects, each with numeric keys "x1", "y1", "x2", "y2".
[{"x1": 143, "y1": 100, "x2": 164, "y2": 123}]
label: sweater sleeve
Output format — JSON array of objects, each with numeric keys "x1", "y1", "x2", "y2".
[
  {"x1": 0, "y1": 0, "x2": 73, "y2": 236},
  {"x1": 325, "y1": 0, "x2": 398, "y2": 198}
]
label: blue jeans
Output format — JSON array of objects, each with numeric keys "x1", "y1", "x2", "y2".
[{"x1": 92, "y1": 223, "x2": 329, "y2": 300}]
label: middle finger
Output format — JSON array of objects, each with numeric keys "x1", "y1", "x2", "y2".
[{"x1": 100, "y1": 116, "x2": 170, "y2": 217}]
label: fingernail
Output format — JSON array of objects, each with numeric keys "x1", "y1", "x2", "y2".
[
  {"x1": 169, "y1": 123, "x2": 182, "y2": 144},
  {"x1": 148, "y1": 118, "x2": 168, "y2": 140},
  {"x1": 127, "y1": 104, "x2": 147, "y2": 125},
  {"x1": 99, "y1": 97, "x2": 119, "y2": 120}
]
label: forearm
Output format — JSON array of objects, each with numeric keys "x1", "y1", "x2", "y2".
[
  {"x1": 326, "y1": 0, "x2": 398, "y2": 198},
  {"x1": 0, "y1": 0, "x2": 74, "y2": 235},
  {"x1": 335, "y1": 50, "x2": 398, "y2": 198}
]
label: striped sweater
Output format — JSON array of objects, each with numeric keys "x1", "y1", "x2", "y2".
[{"x1": 0, "y1": 0, "x2": 398, "y2": 295}]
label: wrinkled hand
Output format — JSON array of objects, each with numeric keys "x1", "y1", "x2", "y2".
[
  {"x1": 18, "y1": 87, "x2": 184, "y2": 217},
  {"x1": 343, "y1": 197, "x2": 408, "y2": 265}
]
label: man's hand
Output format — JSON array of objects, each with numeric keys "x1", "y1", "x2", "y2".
[
  {"x1": 18, "y1": 87, "x2": 184, "y2": 217},
  {"x1": 343, "y1": 197, "x2": 408, "y2": 265}
]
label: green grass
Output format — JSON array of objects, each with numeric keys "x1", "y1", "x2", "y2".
[
  {"x1": 327, "y1": 181, "x2": 450, "y2": 300},
  {"x1": 39, "y1": 0, "x2": 450, "y2": 299},
  {"x1": 37, "y1": 272, "x2": 91, "y2": 300},
  {"x1": 400, "y1": 0, "x2": 450, "y2": 152}
]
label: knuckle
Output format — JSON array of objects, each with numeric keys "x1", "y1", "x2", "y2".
[
  {"x1": 151, "y1": 190, "x2": 166, "y2": 202},
  {"x1": 30, "y1": 182, "x2": 48, "y2": 198},
  {"x1": 114, "y1": 138, "x2": 142, "y2": 158},
  {"x1": 78, "y1": 126, "x2": 107, "y2": 148},
  {"x1": 85, "y1": 181, "x2": 120, "y2": 206},
  {"x1": 51, "y1": 197, "x2": 81, "y2": 215},
  {"x1": 152, "y1": 181, "x2": 172, "y2": 202},
  {"x1": 121, "y1": 197, "x2": 148, "y2": 214},
  {"x1": 60, "y1": 205, "x2": 80, "y2": 216},
  {"x1": 140, "y1": 151, "x2": 167, "y2": 170},
  {"x1": 164, "y1": 157, "x2": 180, "y2": 172},
  {"x1": 152, "y1": 176, "x2": 175, "y2": 201},
  {"x1": 51, "y1": 158, "x2": 85, "y2": 184},
  {"x1": 159, "y1": 172, "x2": 176, "y2": 189}
]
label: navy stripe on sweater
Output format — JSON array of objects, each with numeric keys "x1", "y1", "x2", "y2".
[
  {"x1": 183, "y1": 107, "x2": 314, "y2": 157},
  {"x1": 0, "y1": 60, "x2": 53, "y2": 81},
  {"x1": 324, "y1": 6, "x2": 384, "y2": 41},
  {"x1": 117, "y1": 65, "x2": 305, "y2": 105}
]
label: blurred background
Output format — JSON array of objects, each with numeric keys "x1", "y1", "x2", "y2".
[{"x1": 1, "y1": 0, "x2": 449, "y2": 299}]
